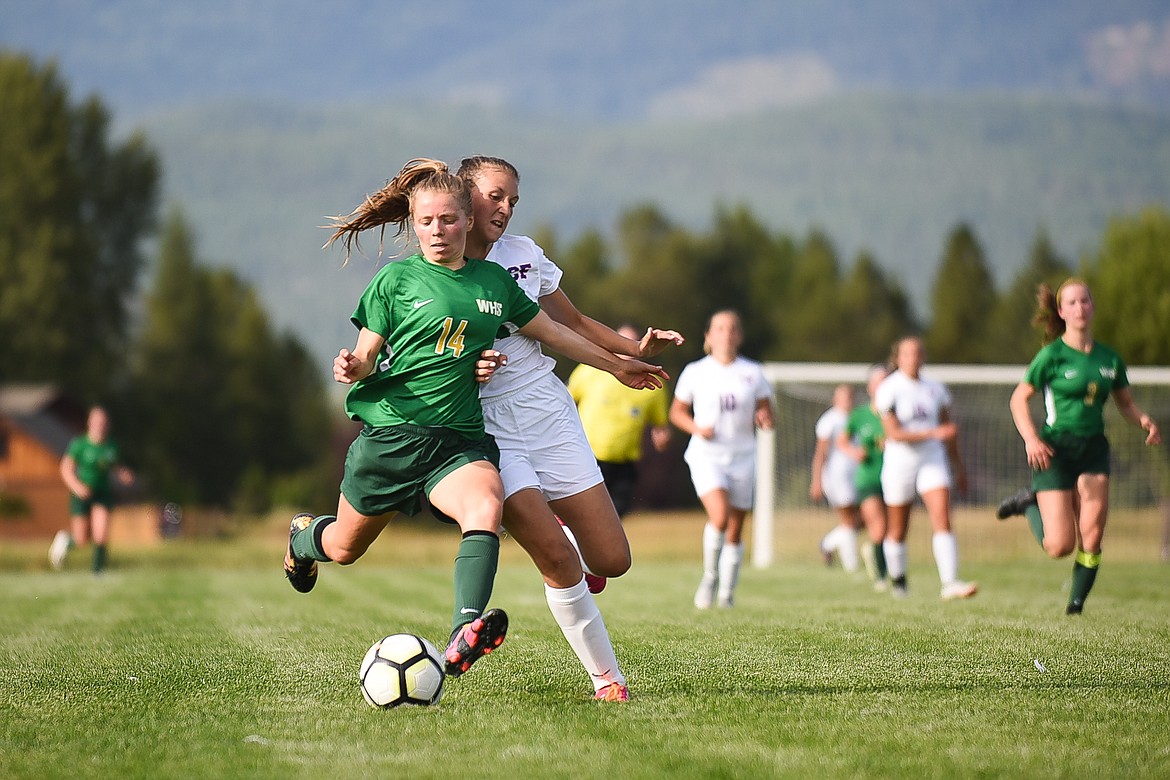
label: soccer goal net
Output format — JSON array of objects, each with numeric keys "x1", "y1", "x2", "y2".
[{"x1": 751, "y1": 363, "x2": 1170, "y2": 568}]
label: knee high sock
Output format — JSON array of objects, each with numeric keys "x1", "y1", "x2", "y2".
[
  {"x1": 836, "y1": 527, "x2": 860, "y2": 573},
  {"x1": 1069, "y1": 550, "x2": 1101, "y2": 607},
  {"x1": 92, "y1": 544, "x2": 107, "y2": 573},
  {"x1": 290, "y1": 515, "x2": 337, "y2": 562},
  {"x1": 545, "y1": 577, "x2": 626, "y2": 691},
  {"x1": 451, "y1": 531, "x2": 500, "y2": 634},
  {"x1": 1024, "y1": 504, "x2": 1045, "y2": 546},
  {"x1": 883, "y1": 539, "x2": 907, "y2": 581},
  {"x1": 932, "y1": 531, "x2": 960, "y2": 585},
  {"x1": 702, "y1": 522, "x2": 724, "y2": 581},
  {"x1": 716, "y1": 542, "x2": 744, "y2": 602},
  {"x1": 872, "y1": 541, "x2": 888, "y2": 580}
]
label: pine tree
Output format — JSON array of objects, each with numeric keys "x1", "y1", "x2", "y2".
[
  {"x1": 926, "y1": 223, "x2": 998, "y2": 363},
  {"x1": 0, "y1": 53, "x2": 158, "y2": 397}
]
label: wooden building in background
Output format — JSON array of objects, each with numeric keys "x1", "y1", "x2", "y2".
[{"x1": 0, "y1": 385, "x2": 87, "y2": 540}]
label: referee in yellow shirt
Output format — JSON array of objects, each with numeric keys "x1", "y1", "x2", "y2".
[{"x1": 567, "y1": 325, "x2": 673, "y2": 517}]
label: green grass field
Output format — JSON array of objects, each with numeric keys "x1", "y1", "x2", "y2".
[{"x1": 3, "y1": 511, "x2": 1169, "y2": 779}]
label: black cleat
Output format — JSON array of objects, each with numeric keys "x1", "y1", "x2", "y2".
[
  {"x1": 444, "y1": 608, "x2": 508, "y2": 677},
  {"x1": 1066, "y1": 600, "x2": 1084, "y2": 616},
  {"x1": 283, "y1": 513, "x2": 318, "y2": 593},
  {"x1": 996, "y1": 488, "x2": 1037, "y2": 520}
]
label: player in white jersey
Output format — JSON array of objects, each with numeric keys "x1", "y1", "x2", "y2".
[
  {"x1": 810, "y1": 384, "x2": 862, "y2": 573},
  {"x1": 670, "y1": 310, "x2": 774, "y2": 609},
  {"x1": 458, "y1": 156, "x2": 684, "y2": 702},
  {"x1": 873, "y1": 336, "x2": 977, "y2": 600}
]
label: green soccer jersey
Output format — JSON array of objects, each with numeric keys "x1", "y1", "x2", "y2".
[
  {"x1": 1023, "y1": 338, "x2": 1129, "y2": 437},
  {"x1": 845, "y1": 404, "x2": 884, "y2": 488},
  {"x1": 66, "y1": 435, "x2": 120, "y2": 491},
  {"x1": 344, "y1": 255, "x2": 540, "y2": 437}
]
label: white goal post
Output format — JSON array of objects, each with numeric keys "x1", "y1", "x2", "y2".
[{"x1": 751, "y1": 362, "x2": 1170, "y2": 568}]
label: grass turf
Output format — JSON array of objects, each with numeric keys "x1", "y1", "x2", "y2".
[{"x1": 2, "y1": 512, "x2": 1169, "y2": 779}]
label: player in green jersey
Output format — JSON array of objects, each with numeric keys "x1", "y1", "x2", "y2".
[
  {"x1": 996, "y1": 279, "x2": 1161, "y2": 614},
  {"x1": 50, "y1": 406, "x2": 134, "y2": 573},
  {"x1": 283, "y1": 158, "x2": 668, "y2": 677},
  {"x1": 838, "y1": 363, "x2": 891, "y2": 590}
]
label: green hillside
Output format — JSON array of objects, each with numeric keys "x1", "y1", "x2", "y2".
[{"x1": 140, "y1": 92, "x2": 1170, "y2": 372}]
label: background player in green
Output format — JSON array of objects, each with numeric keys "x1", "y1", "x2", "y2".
[
  {"x1": 283, "y1": 158, "x2": 667, "y2": 677},
  {"x1": 838, "y1": 363, "x2": 891, "y2": 591},
  {"x1": 997, "y1": 278, "x2": 1161, "y2": 614},
  {"x1": 49, "y1": 405, "x2": 133, "y2": 573}
]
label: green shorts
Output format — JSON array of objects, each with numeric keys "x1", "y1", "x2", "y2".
[
  {"x1": 340, "y1": 424, "x2": 500, "y2": 518},
  {"x1": 855, "y1": 479, "x2": 884, "y2": 503},
  {"x1": 1032, "y1": 432, "x2": 1110, "y2": 492},
  {"x1": 69, "y1": 488, "x2": 114, "y2": 516}
]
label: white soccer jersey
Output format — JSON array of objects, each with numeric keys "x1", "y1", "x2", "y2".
[
  {"x1": 873, "y1": 369, "x2": 952, "y2": 457},
  {"x1": 814, "y1": 406, "x2": 854, "y2": 474},
  {"x1": 814, "y1": 405, "x2": 858, "y2": 506},
  {"x1": 674, "y1": 355, "x2": 773, "y2": 461},
  {"x1": 480, "y1": 233, "x2": 562, "y2": 399}
]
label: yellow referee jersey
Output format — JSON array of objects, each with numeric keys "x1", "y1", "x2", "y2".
[{"x1": 567, "y1": 363, "x2": 669, "y2": 463}]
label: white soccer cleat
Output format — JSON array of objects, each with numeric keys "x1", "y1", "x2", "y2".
[
  {"x1": 49, "y1": 530, "x2": 71, "y2": 570},
  {"x1": 940, "y1": 580, "x2": 978, "y2": 600},
  {"x1": 693, "y1": 574, "x2": 716, "y2": 609}
]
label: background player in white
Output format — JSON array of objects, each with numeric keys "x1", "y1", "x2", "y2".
[
  {"x1": 810, "y1": 384, "x2": 862, "y2": 573},
  {"x1": 670, "y1": 310, "x2": 774, "y2": 609},
  {"x1": 874, "y1": 336, "x2": 977, "y2": 600},
  {"x1": 457, "y1": 155, "x2": 684, "y2": 702}
]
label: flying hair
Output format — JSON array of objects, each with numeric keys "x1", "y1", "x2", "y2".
[
  {"x1": 1033, "y1": 277, "x2": 1090, "y2": 344},
  {"x1": 323, "y1": 158, "x2": 471, "y2": 264}
]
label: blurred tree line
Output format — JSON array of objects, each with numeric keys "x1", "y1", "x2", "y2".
[
  {"x1": 1, "y1": 53, "x2": 335, "y2": 512},
  {"x1": 541, "y1": 204, "x2": 1170, "y2": 380},
  {"x1": 4, "y1": 52, "x2": 1169, "y2": 511}
]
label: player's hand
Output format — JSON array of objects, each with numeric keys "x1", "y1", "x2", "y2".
[
  {"x1": 934, "y1": 422, "x2": 958, "y2": 442},
  {"x1": 755, "y1": 406, "x2": 774, "y2": 431},
  {"x1": 334, "y1": 348, "x2": 366, "y2": 384},
  {"x1": 809, "y1": 482, "x2": 823, "y2": 502},
  {"x1": 650, "y1": 426, "x2": 672, "y2": 453},
  {"x1": 1023, "y1": 435, "x2": 1053, "y2": 471},
  {"x1": 696, "y1": 425, "x2": 716, "y2": 440},
  {"x1": 613, "y1": 359, "x2": 669, "y2": 390},
  {"x1": 1142, "y1": 417, "x2": 1161, "y2": 446},
  {"x1": 637, "y1": 327, "x2": 685, "y2": 358},
  {"x1": 475, "y1": 350, "x2": 508, "y2": 384}
]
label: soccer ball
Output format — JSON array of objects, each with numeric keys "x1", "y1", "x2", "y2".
[{"x1": 359, "y1": 633, "x2": 446, "y2": 708}]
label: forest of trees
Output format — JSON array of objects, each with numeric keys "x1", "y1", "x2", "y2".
[
  {"x1": 1, "y1": 53, "x2": 335, "y2": 512},
  {"x1": 536, "y1": 201, "x2": 1170, "y2": 381},
  {"x1": 3, "y1": 51, "x2": 1169, "y2": 512}
]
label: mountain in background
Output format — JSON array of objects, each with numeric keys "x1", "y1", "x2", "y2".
[
  {"x1": 5, "y1": 0, "x2": 1169, "y2": 120},
  {"x1": 3, "y1": 1, "x2": 1170, "y2": 372}
]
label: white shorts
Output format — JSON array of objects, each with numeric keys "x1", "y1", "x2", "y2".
[
  {"x1": 880, "y1": 441, "x2": 952, "y2": 506},
  {"x1": 821, "y1": 463, "x2": 858, "y2": 508},
  {"x1": 684, "y1": 450, "x2": 756, "y2": 510},
  {"x1": 481, "y1": 371, "x2": 603, "y2": 501}
]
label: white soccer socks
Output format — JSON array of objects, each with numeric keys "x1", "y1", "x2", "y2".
[
  {"x1": 883, "y1": 538, "x2": 907, "y2": 581},
  {"x1": 716, "y1": 542, "x2": 744, "y2": 607},
  {"x1": 932, "y1": 531, "x2": 960, "y2": 585},
  {"x1": 545, "y1": 577, "x2": 625, "y2": 692}
]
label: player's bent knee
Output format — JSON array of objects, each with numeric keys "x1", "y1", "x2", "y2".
[{"x1": 1043, "y1": 539, "x2": 1075, "y2": 559}]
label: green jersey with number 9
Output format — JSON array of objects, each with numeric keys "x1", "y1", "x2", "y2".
[
  {"x1": 1023, "y1": 338, "x2": 1129, "y2": 438},
  {"x1": 345, "y1": 255, "x2": 539, "y2": 436}
]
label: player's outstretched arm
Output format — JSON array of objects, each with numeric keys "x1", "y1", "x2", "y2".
[
  {"x1": 539, "y1": 289, "x2": 684, "y2": 359},
  {"x1": 518, "y1": 310, "x2": 667, "y2": 390}
]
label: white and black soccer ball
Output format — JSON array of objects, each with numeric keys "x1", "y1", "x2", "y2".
[{"x1": 359, "y1": 633, "x2": 446, "y2": 709}]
